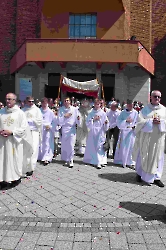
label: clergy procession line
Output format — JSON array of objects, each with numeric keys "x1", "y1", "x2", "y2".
[{"x1": 0, "y1": 90, "x2": 165, "y2": 190}]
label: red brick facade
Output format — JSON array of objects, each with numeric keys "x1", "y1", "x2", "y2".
[{"x1": 16, "y1": 0, "x2": 42, "y2": 49}]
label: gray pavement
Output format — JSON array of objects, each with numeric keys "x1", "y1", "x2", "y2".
[{"x1": 0, "y1": 155, "x2": 166, "y2": 249}]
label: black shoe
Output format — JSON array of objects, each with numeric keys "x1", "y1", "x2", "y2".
[
  {"x1": 136, "y1": 174, "x2": 142, "y2": 182},
  {"x1": 101, "y1": 164, "x2": 107, "y2": 168},
  {"x1": 11, "y1": 178, "x2": 21, "y2": 188},
  {"x1": 154, "y1": 180, "x2": 164, "y2": 187},
  {"x1": 26, "y1": 171, "x2": 33, "y2": 176},
  {"x1": 68, "y1": 165, "x2": 73, "y2": 168},
  {"x1": 43, "y1": 161, "x2": 49, "y2": 166}
]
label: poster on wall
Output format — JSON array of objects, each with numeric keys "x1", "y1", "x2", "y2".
[{"x1": 19, "y1": 78, "x2": 32, "y2": 101}]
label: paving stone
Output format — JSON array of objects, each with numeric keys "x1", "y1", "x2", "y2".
[
  {"x1": 0, "y1": 236, "x2": 19, "y2": 249},
  {"x1": 73, "y1": 242, "x2": 91, "y2": 250},
  {"x1": 128, "y1": 244, "x2": 148, "y2": 249},
  {"x1": 91, "y1": 236, "x2": 110, "y2": 250},
  {"x1": 109, "y1": 232, "x2": 128, "y2": 248},
  {"x1": 44, "y1": 222, "x2": 52, "y2": 227},
  {"x1": 34, "y1": 246, "x2": 54, "y2": 250},
  {"x1": 57, "y1": 233, "x2": 75, "y2": 241},
  {"x1": 126, "y1": 232, "x2": 145, "y2": 244},
  {"x1": 37, "y1": 232, "x2": 57, "y2": 246},
  {"x1": 143, "y1": 233, "x2": 163, "y2": 244},
  {"x1": 158, "y1": 229, "x2": 166, "y2": 238},
  {"x1": 29, "y1": 222, "x2": 37, "y2": 227},
  {"x1": 74, "y1": 232, "x2": 91, "y2": 242},
  {"x1": 6, "y1": 231, "x2": 24, "y2": 237},
  {"x1": 147, "y1": 244, "x2": 166, "y2": 250},
  {"x1": 54, "y1": 241, "x2": 73, "y2": 250}
]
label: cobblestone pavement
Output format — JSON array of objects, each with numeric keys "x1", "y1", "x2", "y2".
[{"x1": 0, "y1": 155, "x2": 166, "y2": 249}]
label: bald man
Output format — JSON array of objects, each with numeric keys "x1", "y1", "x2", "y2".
[
  {"x1": 0, "y1": 93, "x2": 33, "y2": 188},
  {"x1": 133, "y1": 90, "x2": 166, "y2": 187}
]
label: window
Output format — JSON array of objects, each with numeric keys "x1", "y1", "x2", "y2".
[{"x1": 69, "y1": 14, "x2": 97, "y2": 39}]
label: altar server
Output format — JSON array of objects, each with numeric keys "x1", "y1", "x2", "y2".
[
  {"x1": 22, "y1": 96, "x2": 42, "y2": 175},
  {"x1": 38, "y1": 97, "x2": 56, "y2": 165},
  {"x1": 83, "y1": 98, "x2": 109, "y2": 169},
  {"x1": 58, "y1": 97, "x2": 81, "y2": 168},
  {"x1": 114, "y1": 99, "x2": 138, "y2": 168}
]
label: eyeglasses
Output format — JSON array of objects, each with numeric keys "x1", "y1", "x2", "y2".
[
  {"x1": 153, "y1": 96, "x2": 161, "y2": 99},
  {"x1": 6, "y1": 98, "x2": 15, "y2": 101},
  {"x1": 28, "y1": 100, "x2": 34, "y2": 103}
]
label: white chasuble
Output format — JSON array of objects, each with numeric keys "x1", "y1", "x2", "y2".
[
  {"x1": 133, "y1": 103, "x2": 166, "y2": 178},
  {"x1": 0, "y1": 106, "x2": 33, "y2": 182}
]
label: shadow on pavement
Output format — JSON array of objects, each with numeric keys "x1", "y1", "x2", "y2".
[
  {"x1": 119, "y1": 201, "x2": 166, "y2": 223},
  {"x1": 98, "y1": 172, "x2": 145, "y2": 186}
]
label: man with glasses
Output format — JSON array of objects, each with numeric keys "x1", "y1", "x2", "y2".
[
  {"x1": 0, "y1": 93, "x2": 33, "y2": 188},
  {"x1": 22, "y1": 96, "x2": 42, "y2": 176},
  {"x1": 58, "y1": 97, "x2": 81, "y2": 168},
  {"x1": 133, "y1": 90, "x2": 166, "y2": 187}
]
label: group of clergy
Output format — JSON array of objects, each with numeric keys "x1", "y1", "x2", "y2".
[{"x1": 0, "y1": 90, "x2": 166, "y2": 189}]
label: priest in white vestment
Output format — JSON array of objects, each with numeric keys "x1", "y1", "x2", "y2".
[
  {"x1": 22, "y1": 96, "x2": 42, "y2": 176},
  {"x1": 58, "y1": 97, "x2": 81, "y2": 168},
  {"x1": 0, "y1": 93, "x2": 33, "y2": 187},
  {"x1": 133, "y1": 90, "x2": 166, "y2": 187},
  {"x1": 83, "y1": 98, "x2": 109, "y2": 169},
  {"x1": 114, "y1": 99, "x2": 138, "y2": 168}
]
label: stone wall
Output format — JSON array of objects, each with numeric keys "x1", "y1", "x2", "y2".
[{"x1": 115, "y1": 66, "x2": 150, "y2": 105}]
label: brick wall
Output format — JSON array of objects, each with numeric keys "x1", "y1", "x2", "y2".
[
  {"x1": 130, "y1": 0, "x2": 151, "y2": 52},
  {"x1": 122, "y1": 0, "x2": 131, "y2": 39},
  {"x1": 0, "y1": 0, "x2": 17, "y2": 102},
  {"x1": 0, "y1": 0, "x2": 17, "y2": 75},
  {"x1": 151, "y1": 0, "x2": 166, "y2": 106},
  {"x1": 16, "y1": 0, "x2": 41, "y2": 49}
]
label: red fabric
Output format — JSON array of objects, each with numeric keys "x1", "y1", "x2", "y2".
[{"x1": 61, "y1": 83, "x2": 98, "y2": 98}]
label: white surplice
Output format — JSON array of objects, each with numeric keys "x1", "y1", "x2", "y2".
[
  {"x1": 83, "y1": 108, "x2": 109, "y2": 165},
  {"x1": 38, "y1": 107, "x2": 56, "y2": 162},
  {"x1": 133, "y1": 103, "x2": 166, "y2": 183},
  {"x1": 114, "y1": 109, "x2": 138, "y2": 167},
  {"x1": 22, "y1": 104, "x2": 42, "y2": 172},
  {"x1": 58, "y1": 106, "x2": 82, "y2": 162},
  {"x1": 0, "y1": 105, "x2": 33, "y2": 182}
]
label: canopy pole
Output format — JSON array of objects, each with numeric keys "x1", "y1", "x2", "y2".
[
  {"x1": 58, "y1": 75, "x2": 63, "y2": 100},
  {"x1": 101, "y1": 82, "x2": 105, "y2": 101}
]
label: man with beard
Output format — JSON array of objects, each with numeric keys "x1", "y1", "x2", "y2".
[
  {"x1": 83, "y1": 98, "x2": 109, "y2": 169},
  {"x1": 76, "y1": 99, "x2": 92, "y2": 156}
]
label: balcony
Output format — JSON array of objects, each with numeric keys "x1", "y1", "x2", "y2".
[{"x1": 10, "y1": 38, "x2": 154, "y2": 75}]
